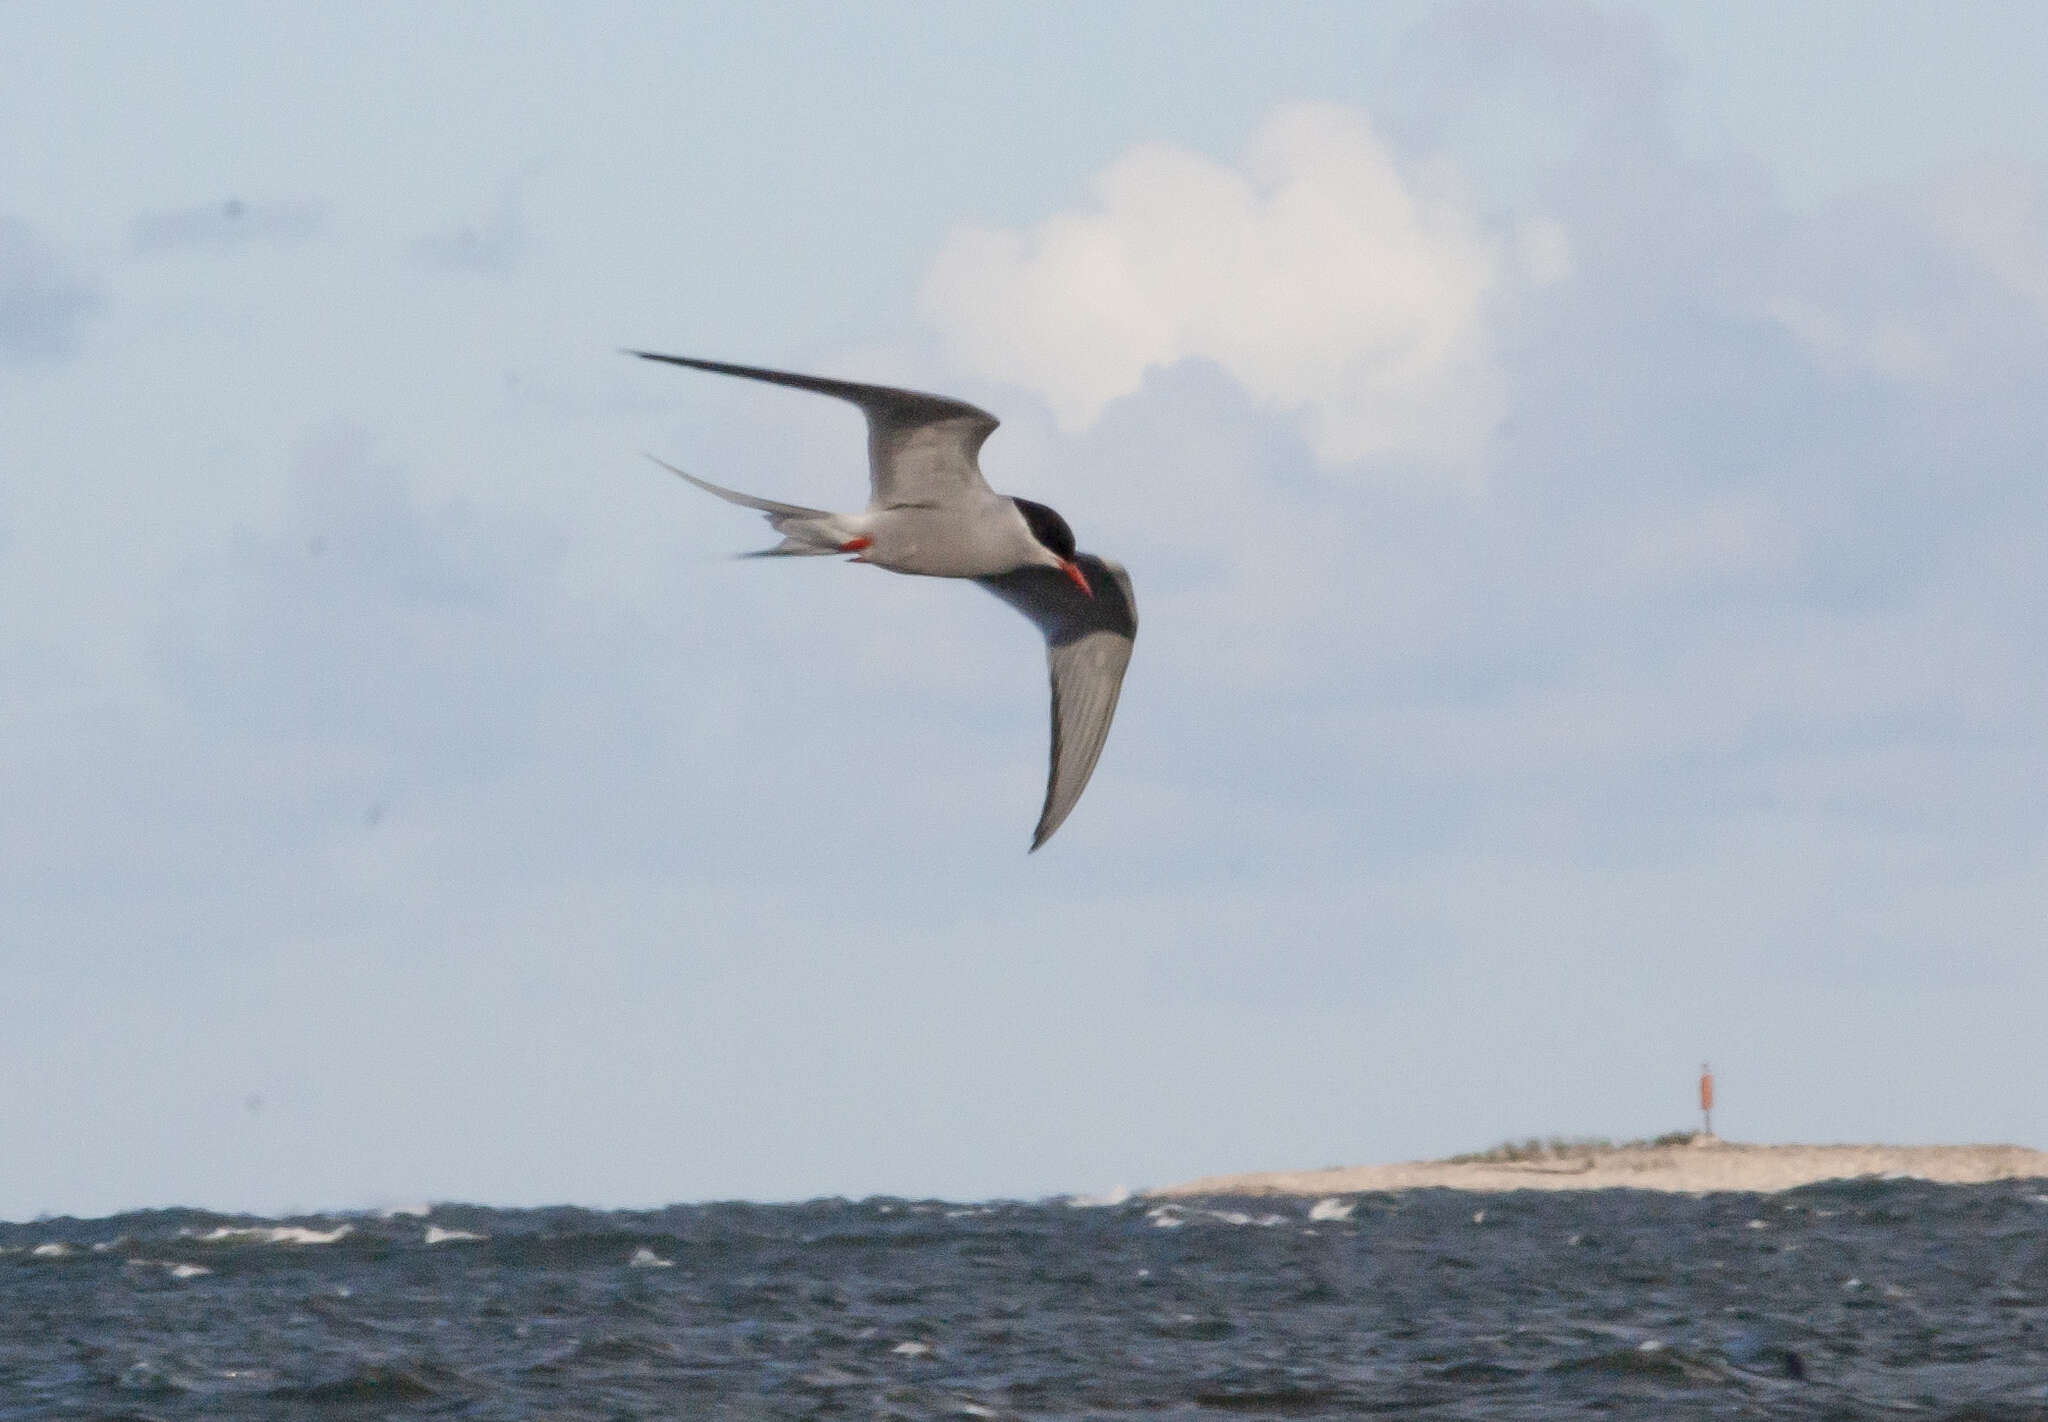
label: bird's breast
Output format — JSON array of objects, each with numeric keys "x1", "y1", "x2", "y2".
[{"x1": 865, "y1": 503, "x2": 1038, "y2": 578}]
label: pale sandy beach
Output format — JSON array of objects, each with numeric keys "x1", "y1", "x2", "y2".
[{"x1": 1153, "y1": 1139, "x2": 2048, "y2": 1197}]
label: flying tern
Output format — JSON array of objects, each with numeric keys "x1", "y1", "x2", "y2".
[{"x1": 633, "y1": 349, "x2": 1136, "y2": 851}]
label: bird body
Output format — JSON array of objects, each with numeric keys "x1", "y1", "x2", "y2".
[{"x1": 633, "y1": 349, "x2": 1136, "y2": 850}]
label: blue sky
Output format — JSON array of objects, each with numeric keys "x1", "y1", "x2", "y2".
[{"x1": 5, "y1": 2, "x2": 2048, "y2": 1218}]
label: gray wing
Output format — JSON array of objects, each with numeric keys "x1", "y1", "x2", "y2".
[
  {"x1": 631, "y1": 350, "x2": 1000, "y2": 511},
  {"x1": 977, "y1": 554, "x2": 1137, "y2": 851}
]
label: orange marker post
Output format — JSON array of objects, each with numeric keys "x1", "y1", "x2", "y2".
[{"x1": 1699, "y1": 1063, "x2": 1715, "y2": 1138}]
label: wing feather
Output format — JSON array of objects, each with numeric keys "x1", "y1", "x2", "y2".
[
  {"x1": 977, "y1": 554, "x2": 1137, "y2": 850},
  {"x1": 631, "y1": 350, "x2": 999, "y2": 510}
]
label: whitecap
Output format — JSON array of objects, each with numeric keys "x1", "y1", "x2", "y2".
[
  {"x1": 192, "y1": 1223, "x2": 353, "y2": 1246},
  {"x1": 1308, "y1": 1197, "x2": 1355, "y2": 1222},
  {"x1": 799, "y1": 1365, "x2": 863, "y2": 1387},
  {"x1": 1145, "y1": 1206, "x2": 1185, "y2": 1229},
  {"x1": 31, "y1": 1242, "x2": 71, "y2": 1258},
  {"x1": 890, "y1": 1340, "x2": 933, "y2": 1357},
  {"x1": 424, "y1": 1226, "x2": 486, "y2": 1245},
  {"x1": 1065, "y1": 1185, "x2": 1132, "y2": 1208},
  {"x1": 628, "y1": 1246, "x2": 674, "y2": 1268},
  {"x1": 123, "y1": 1259, "x2": 213, "y2": 1279}
]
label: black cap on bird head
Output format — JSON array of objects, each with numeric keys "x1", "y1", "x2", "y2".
[
  {"x1": 1010, "y1": 497, "x2": 1076, "y2": 561},
  {"x1": 1010, "y1": 496, "x2": 1092, "y2": 597}
]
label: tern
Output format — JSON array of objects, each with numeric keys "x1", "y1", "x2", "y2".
[{"x1": 632, "y1": 350, "x2": 1136, "y2": 851}]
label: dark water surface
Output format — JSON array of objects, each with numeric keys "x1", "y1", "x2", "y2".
[{"x1": 7, "y1": 1179, "x2": 2048, "y2": 1419}]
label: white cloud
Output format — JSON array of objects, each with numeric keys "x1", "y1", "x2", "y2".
[
  {"x1": 920, "y1": 104, "x2": 1555, "y2": 474},
  {"x1": 1763, "y1": 295, "x2": 1950, "y2": 384},
  {"x1": 1760, "y1": 162, "x2": 2048, "y2": 386}
]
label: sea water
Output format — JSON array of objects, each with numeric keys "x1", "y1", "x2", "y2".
[{"x1": 6, "y1": 1178, "x2": 2046, "y2": 1418}]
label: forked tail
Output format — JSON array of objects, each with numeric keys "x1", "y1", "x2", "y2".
[{"x1": 646, "y1": 456, "x2": 864, "y2": 557}]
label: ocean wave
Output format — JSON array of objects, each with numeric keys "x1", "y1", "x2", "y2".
[
  {"x1": 10, "y1": 1182, "x2": 2046, "y2": 1418},
  {"x1": 1144, "y1": 1203, "x2": 1288, "y2": 1229},
  {"x1": 268, "y1": 1358, "x2": 471, "y2": 1404},
  {"x1": 188, "y1": 1223, "x2": 354, "y2": 1246}
]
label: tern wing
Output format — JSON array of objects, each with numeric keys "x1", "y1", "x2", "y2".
[
  {"x1": 631, "y1": 350, "x2": 1000, "y2": 511},
  {"x1": 977, "y1": 553, "x2": 1137, "y2": 851}
]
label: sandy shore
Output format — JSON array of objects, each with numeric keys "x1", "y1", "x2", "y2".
[{"x1": 1152, "y1": 1139, "x2": 2048, "y2": 1198}]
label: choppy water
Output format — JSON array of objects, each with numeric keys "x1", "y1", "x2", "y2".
[{"x1": 7, "y1": 1179, "x2": 2048, "y2": 1419}]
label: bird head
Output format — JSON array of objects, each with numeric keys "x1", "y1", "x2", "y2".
[{"x1": 1011, "y1": 497, "x2": 1092, "y2": 597}]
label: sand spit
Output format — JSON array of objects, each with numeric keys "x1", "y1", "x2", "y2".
[{"x1": 1152, "y1": 1139, "x2": 2048, "y2": 1198}]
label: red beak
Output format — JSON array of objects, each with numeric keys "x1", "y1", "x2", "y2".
[{"x1": 1061, "y1": 559, "x2": 1093, "y2": 598}]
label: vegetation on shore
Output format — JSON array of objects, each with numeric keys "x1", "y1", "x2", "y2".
[{"x1": 1445, "y1": 1131, "x2": 1700, "y2": 1165}]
